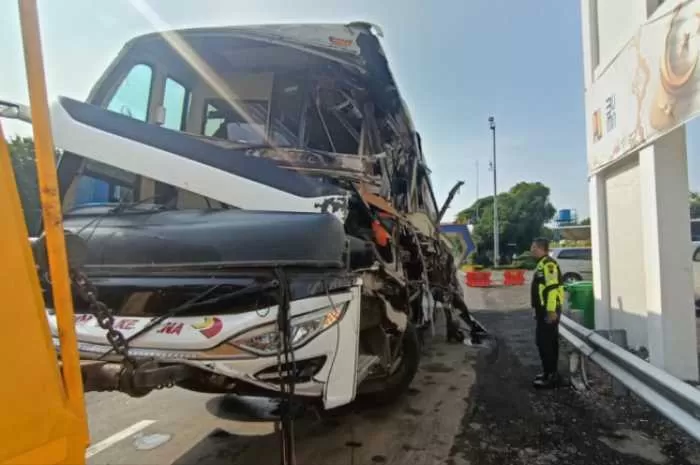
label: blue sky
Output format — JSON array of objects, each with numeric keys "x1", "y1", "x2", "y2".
[{"x1": 2, "y1": 0, "x2": 700, "y2": 221}]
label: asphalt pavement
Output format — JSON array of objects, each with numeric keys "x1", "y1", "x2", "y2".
[
  {"x1": 84, "y1": 332, "x2": 480, "y2": 465},
  {"x1": 449, "y1": 286, "x2": 700, "y2": 465},
  {"x1": 83, "y1": 283, "x2": 700, "y2": 465},
  {"x1": 83, "y1": 281, "x2": 483, "y2": 465},
  {"x1": 84, "y1": 388, "x2": 275, "y2": 464}
]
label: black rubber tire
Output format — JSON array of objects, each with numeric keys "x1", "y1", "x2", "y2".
[
  {"x1": 357, "y1": 322, "x2": 421, "y2": 405},
  {"x1": 563, "y1": 272, "x2": 583, "y2": 284}
]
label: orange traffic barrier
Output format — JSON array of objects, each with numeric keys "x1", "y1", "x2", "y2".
[
  {"x1": 465, "y1": 271, "x2": 492, "y2": 287},
  {"x1": 503, "y1": 269, "x2": 526, "y2": 286}
]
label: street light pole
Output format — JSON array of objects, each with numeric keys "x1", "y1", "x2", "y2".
[
  {"x1": 489, "y1": 116, "x2": 499, "y2": 266},
  {"x1": 475, "y1": 159, "x2": 479, "y2": 220}
]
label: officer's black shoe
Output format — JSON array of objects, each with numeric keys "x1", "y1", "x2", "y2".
[
  {"x1": 533, "y1": 373, "x2": 560, "y2": 389},
  {"x1": 534, "y1": 372, "x2": 546, "y2": 381}
]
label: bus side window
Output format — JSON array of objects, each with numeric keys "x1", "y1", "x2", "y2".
[
  {"x1": 106, "y1": 64, "x2": 153, "y2": 122},
  {"x1": 163, "y1": 77, "x2": 191, "y2": 130}
]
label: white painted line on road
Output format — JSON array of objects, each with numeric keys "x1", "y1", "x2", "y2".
[{"x1": 86, "y1": 419, "x2": 156, "y2": 458}]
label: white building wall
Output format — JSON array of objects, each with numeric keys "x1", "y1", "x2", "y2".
[
  {"x1": 595, "y1": 0, "x2": 647, "y2": 70},
  {"x1": 604, "y1": 157, "x2": 649, "y2": 349},
  {"x1": 639, "y1": 127, "x2": 698, "y2": 377},
  {"x1": 582, "y1": 0, "x2": 698, "y2": 380}
]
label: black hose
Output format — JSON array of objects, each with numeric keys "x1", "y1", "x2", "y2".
[{"x1": 275, "y1": 268, "x2": 296, "y2": 465}]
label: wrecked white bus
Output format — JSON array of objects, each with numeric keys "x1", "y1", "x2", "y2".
[{"x1": 7, "y1": 22, "x2": 485, "y2": 410}]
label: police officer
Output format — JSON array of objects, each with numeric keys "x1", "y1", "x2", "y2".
[{"x1": 530, "y1": 237, "x2": 565, "y2": 389}]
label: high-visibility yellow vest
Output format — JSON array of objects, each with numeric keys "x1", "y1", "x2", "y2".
[{"x1": 534, "y1": 256, "x2": 565, "y2": 313}]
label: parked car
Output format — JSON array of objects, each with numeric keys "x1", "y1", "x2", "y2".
[
  {"x1": 691, "y1": 242, "x2": 700, "y2": 311},
  {"x1": 549, "y1": 247, "x2": 592, "y2": 283}
]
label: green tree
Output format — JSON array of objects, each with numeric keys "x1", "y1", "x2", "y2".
[
  {"x1": 7, "y1": 136, "x2": 42, "y2": 235},
  {"x1": 455, "y1": 181, "x2": 556, "y2": 257},
  {"x1": 455, "y1": 195, "x2": 496, "y2": 225},
  {"x1": 540, "y1": 226, "x2": 554, "y2": 239},
  {"x1": 579, "y1": 217, "x2": 591, "y2": 225}
]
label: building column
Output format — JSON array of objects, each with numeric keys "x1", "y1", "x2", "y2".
[
  {"x1": 589, "y1": 172, "x2": 611, "y2": 329},
  {"x1": 582, "y1": 0, "x2": 612, "y2": 330},
  {"x1": 639, "y1": 126, "x2": 698, "y2": 381}
]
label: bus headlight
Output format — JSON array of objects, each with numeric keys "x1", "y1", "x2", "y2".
[{"x1": 232, "y1": 304, "x2": 346, "y2": 356}]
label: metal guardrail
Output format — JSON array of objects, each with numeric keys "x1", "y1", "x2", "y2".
[{"x1": 560, "y1": 315, "x2": 700, "y2": 441}]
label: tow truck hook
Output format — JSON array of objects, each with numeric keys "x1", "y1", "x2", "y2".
[{"x1": 80, "y1": 361, "x2": 192, "y2": 397}]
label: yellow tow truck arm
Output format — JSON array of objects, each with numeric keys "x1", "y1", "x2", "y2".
[{"x1": 0, "y1": 1, "x2": 89, "y2": 463}]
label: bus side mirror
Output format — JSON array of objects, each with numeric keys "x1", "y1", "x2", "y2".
[
  {"x1": 0, "y1": 100, "x2": 32, "y2": 123},
  {"x1": 31, "y1": 231, "x2": 89, "y2": 273}
]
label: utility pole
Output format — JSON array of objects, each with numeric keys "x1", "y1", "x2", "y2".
[
  {"x1": 475, "y1": 160, "x2": 479, "y2": 220},
  {"x1": 489, "y1": 116, "x2": 499, "y2": 266}
]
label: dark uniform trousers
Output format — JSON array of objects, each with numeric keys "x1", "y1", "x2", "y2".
[{"x1": 535, "y1": 314, "x2": 560, "y2": 374}]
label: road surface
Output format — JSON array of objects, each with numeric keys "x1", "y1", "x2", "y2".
[
  {"x1": 83, "y1": 283, "x2": 700, "y2": 465},
  {"x1": 85, "y1": 333, "x2": 480, "y2": 464}
]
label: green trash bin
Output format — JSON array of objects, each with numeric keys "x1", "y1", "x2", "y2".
[{"x1": 565, "y1": 281, "x2": 594, "y2": 329}]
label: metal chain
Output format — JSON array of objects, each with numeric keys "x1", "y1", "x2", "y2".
[{"x1": 70, "y1": 269, "x2": 135, "y2": 369}]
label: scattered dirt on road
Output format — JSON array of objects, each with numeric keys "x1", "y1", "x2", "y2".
[
  {"x1": 172, "y1": 327, "x2": 480, "y2": 465},
  {"x1": 423, "y1": 362, "x2": 455, "y2": 373},
  {"x1": 116, "y1": 285, "x2": 700, "y2": 465},
  {"x1": 448, "y1": 287, "x2": 700, "y2": 465},
  {"x1": 449, "y1": 326, "x2": 660, "y2": 465}
]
